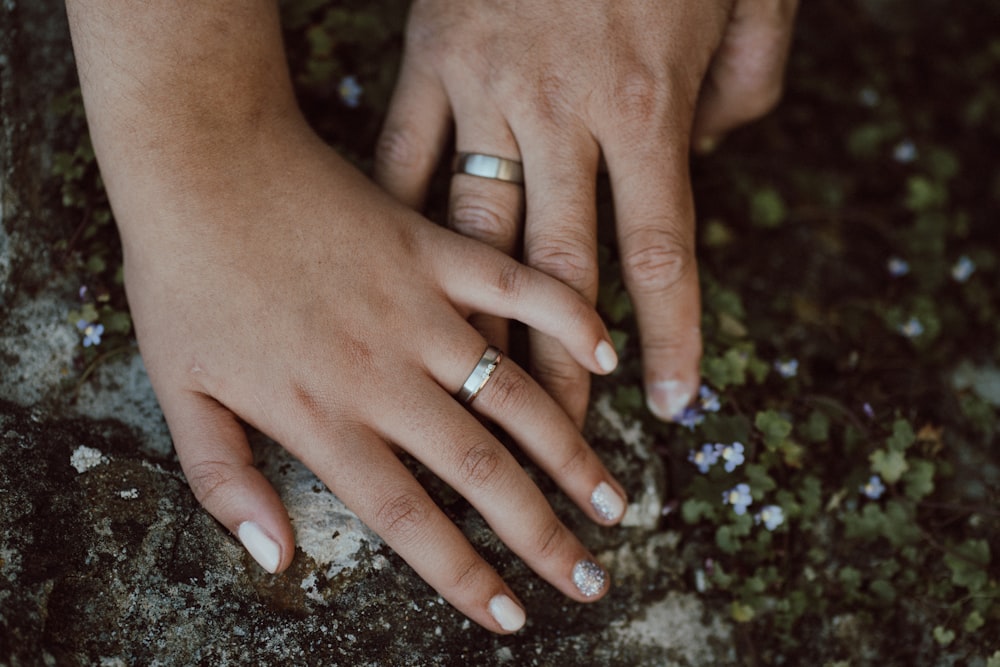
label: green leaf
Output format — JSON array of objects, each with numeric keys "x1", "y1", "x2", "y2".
[
  {"x1": 838, "y1": 566, "x2": 861, "y2": 593},
  {"x1": 101, "y1": 310, "x2": 132, "y2": 336},
  {"x1": 869, "y1": 579, "x2": 896, "y2": 604},
  {"x1": 902, "y1": 459, "x2": 935, "y2": 500},
  {"x1": 745, "y1": 464, "x2": 777, "y2": 494},
  {"x1": 945, "y1": 539, "x2": 991, "y2": 590},
  {"x1": 886, "y1": 419, "x2": 916, "y2": 452},
  {"x1": 797, "y1": 476, "x2": 822, "y2": 519},
  {"x1": 883, "y1": 500, "x2": 922, "y2": 547},
  {"x1": 905, "y1": 175, "x2": 947, "y2": 211},
  {"x1": 750, "y1": 187, "x2": 787, "y2": 228},
  {"x1": 964, "y1": 610, "x2": 985, "y2": 633},
  {"x1": 933, "y1": 626, "x2": 955, "y2": 647},
  {"x1": 755, "y1": 410, "x2": 793, "y2": 450},
  {"x1": 987, "y1": 650, "x2": 1000, "y2": 667},
  {"x1": 681, "y1": 498, "x2": 716, "y2": 524},
  {"x1": 731, "y1": 601, "x2": 755, "y2": 623},
  {"x1": 870, "y1": 449, "x2": 908, "y2": 483},
  {"x1": 716, "y1": 525, "x2": 741, "y2": 554},
  {"x1": 798, "y1": 410, "x2": 830, "y2": 443}
]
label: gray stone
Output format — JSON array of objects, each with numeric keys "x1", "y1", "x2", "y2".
[{"x1": 0, "y1": 2, "x2": 735, "y2": 665}]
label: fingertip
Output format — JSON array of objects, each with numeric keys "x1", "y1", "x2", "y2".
[
  {"x1": 237, "y1": 520, "x2": 284, "y2": 574},
  {"x1": 646, "y1": 378, "x2": 695, "y2": 422},
  {"x1": 571, "y1": 559, "x2": 609, "y2": 600},
  {"x1": 590, "y1": 481, "x2": 627, "y2": 524},
  {"x1": 488, "y1": 593, "x2": 527, "y2": 633},
  {"x1": 594, "y1": 340, "x2": 618, "y2": 375}
]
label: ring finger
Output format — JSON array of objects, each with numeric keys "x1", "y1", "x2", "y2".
[
  {"x1": 447, "y1": 94, "x2": 525, "y2": 349},
  {"x1": 415, "y1": 321, "x2": 624, "y2": 541},
  {"x1": 380, "y1": 372, "x2": 612, "y2": 603}
]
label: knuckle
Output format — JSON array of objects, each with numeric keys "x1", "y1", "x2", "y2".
[
  {"x1": 532, "y1": 355, "x2": 582, "y2": 392},
  {"x1": 449, "y1": 555, "x2": 488, "y2": 593},
  {"x1": 555, "y1": 440, "x2": 590, "y2": 479},
  {"x1": 612, "y1": 67, "x2": 664, "y2": 125},
  {"x1": 529, "y1": 72, "x2": 573, "y2": 123},
  {"x1": 528, "y1": 241, "x2": 597, "y2": 295},
  {"x1": 375, "y1": 124, "x2": 427, "y2": 173},
  {"x1": 533, "y1": 517, "x2": 566, "y2": 561},
  {"x1": 374, "y1": 491, "x2": 431, "y2": 546},
  {"x1": 184, "y1": 459, "x2": 238, "y2": 507},
  {"x1": 494, "y1": 261, "x2": 527, "y2": 301},
  {"x1": 449, "y1": 191, "x2": 520, "y2": 249},
  {"x1": 483, "y1": 367, "x2": 530, "y2": 414},
  {"x1": 457, "y1": 441, "x2": 504, "y2": 489},
  {"x1": 621, "y1": 226, "x2": 694, "y2": 295}
]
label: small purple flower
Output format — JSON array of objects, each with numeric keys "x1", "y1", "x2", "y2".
[
  {"x1": 892, "y1": 139, "x2": 918, "y2": 164},
  {"x1": 861, "y1": 475, "x2": 885, "y2": 500},
  {"x1": 898, "y1": 317, "x2": 924, "y2": 338},
  {"x1": 951, "y1": 255, "x2": 975, "y2": 283},
  {"x1": 723, "y1": 483, "x2": 753, "y2": 516},
  {"x1": 862, "y1": 402, "x2": 875, "y2": 419},
  {"x1": 688, "y1": 444, "x2": 720, "y2": 474},
  {"x1": 774, "y1": 358, "x2": 799, "y2": 379},
  {"x1": 78, "y1": 285, "x2": 88, "y2": 301},
  {"x1": 77, "y1": 319, "x2": 104, "y2": 348},
  {"x1": 887, "y1": 257, "x2": 910, "y2": 278},
  {"x1": 716, "y1": 442, "x2": 746, "y2": 473},
  {"x1": 676, "y1": 406, "x2": 705, "y2": 430},
  {"x1": 755, "y1": 505, "x2": 785, "y2": 531},
  {"x1": 338, "y1": 75, "x2": 362, "y2": 108},
  {"x1": 698, "y1": 385, "x2": 721, "y2": 413}
]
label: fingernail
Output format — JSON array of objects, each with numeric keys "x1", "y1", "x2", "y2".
[
  {"x1": 646, "y1": 379, "x2": 692, "y2": 421},
  {"x1": 594, "y1": 340, "x2": 618, "y2": 374},
  {"x1": 590, "y1": 481, "x2": 625, "y2": 522},
  {"x1": 572, "y1": 559, "x2": 607, "y2": 598},
  {"x1": 695, "y1": 135, "x2": 720, "y2": 154},
  {"x1": 488, "y1": 594, "x2": 526, "y2": 632},
  {"x1": 238, "y1": 521, "x2": 281, "y2": 574}
]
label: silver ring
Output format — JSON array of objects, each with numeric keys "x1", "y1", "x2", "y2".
[
  {"x1": 456, "y1": 345, "x2": 504, "y2": 404},
  {"x1": 452, "y1": 153, "x2": 524, "y2": 185}
]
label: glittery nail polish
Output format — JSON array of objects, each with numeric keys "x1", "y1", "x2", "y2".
[
  {"x1": 590, "y1": 481, "x2": 625, "y2": 522},
  {"x1": 572, "y1": 559, "x2": 607, "y2": 598}
]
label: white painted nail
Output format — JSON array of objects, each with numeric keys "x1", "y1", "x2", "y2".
[
  {"x1": 594, "y1": 340, "x2": 618, "y2": 374},
  {"x1": 488, "y1": 594, "x2": 526, "y2": 632},
  {"x1": 646, "y1": 379, "x2": 692, "y2": 421},
  {"x1": 237, "y1": 521, "x2": 281, "y2": 574},
  {"x1": 590, "y1": 481, "x2": 626, "y2": 522}
]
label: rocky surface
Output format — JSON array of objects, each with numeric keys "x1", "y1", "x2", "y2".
[{"x1": 0, "y1": 2, "x2": 736, "y2": 664}]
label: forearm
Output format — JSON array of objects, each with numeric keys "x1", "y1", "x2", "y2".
[{"x1": 66, "y1": 0, "x2": 304, "y2": 235}]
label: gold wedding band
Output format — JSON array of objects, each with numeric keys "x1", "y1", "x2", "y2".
[
  {"x1": 456, "y1": 345, "x2": 504, "y2": 404},
  {"x1": 452, "y1": 153, "x2": 524, "y2": 185}
]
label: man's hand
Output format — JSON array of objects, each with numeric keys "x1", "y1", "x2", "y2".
[{"x1": 376, "y1": 0, "x2": 798, "y2": 425}]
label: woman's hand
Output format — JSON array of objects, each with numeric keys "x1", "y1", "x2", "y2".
[
  {"x1": 68, "y1": 0, "x2": 626, "y2": 634},
  {"x1": 376, "y1": 0, "x2": 798, "y2": 426}
]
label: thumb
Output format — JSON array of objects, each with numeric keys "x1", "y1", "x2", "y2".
[
  {"x1": 692, "y1": 0, "x2": 799, "y2": 151},
  {"x1": 163, "y1": 391, "x2": 295, "y2": 574}
]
